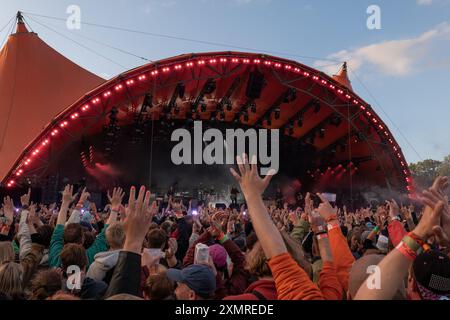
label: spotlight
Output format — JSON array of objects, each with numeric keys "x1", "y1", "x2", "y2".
[
  {"x1": 313, "y1": 100, "x2": 321, "y2": 113},
  {"x1": 142, "y1": 94, "x2": 153, "y2": 109},
  {"x1": 283, "y1": 88, "x2": 297, "y2": 103},
  {"x1": 319, "y1": 128, "x2": 325, "y2": 138},
  {"x1": 203, "y1": 79, "x2": 217, "y2": 95},
  {"x1": 330, "y1": 114, "x2": 342, "y2": 127},
  {"x1": 246, "y1": 70, "x2": 265, "y2": 100},
  {"x1": 177, "y1": 83, "x2": 185, "y2": 99},
  {"x1": 274, "y1": 108, "x2": 280, "y2": 120}
]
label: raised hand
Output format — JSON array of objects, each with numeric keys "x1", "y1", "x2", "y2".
[
  {"x1": 77, "y1": 187, "x2": 90, "y2": 206},
  {"x1": 316, "y1": 193, "x2": 337, "y2": 222},
  {"x1": 20, "y1": 188, "x2": 31, "y2": 207},
  {"x1": 230, "y1": 154, "x2": 275, "y2": 200},
  {"x1": 208, "y1": 212, "x2": 223, "y2": 238},
  {"x1": 419, "y1": 178, "x2": 449, "y2": 245},
  {"x1": 414, "y1": 189, "x2": 447, "y2": 241},
  {"x1": 123, "y1": 186, "x2": 156, "y2": 254},
  {"x1": 3, "y1": 196, "x2": 15, "y2": 223},
  {"x1": 386, "y1": 199, "x2": 399, "y2": 220},
  {"x1": 107, "y1": 187, "x2": 125, "y2": 211},
  {"x1": 61, "y1": 185, "x2": 76, "y2": 205}
]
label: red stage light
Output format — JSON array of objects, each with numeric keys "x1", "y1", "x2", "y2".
[
  {"x1": 274, "y1": 63, "x2": 281, "y2": 68},
  {"x1": 162, "y1": 67, "x2": 170, "y2": 72},
  {"x1": 303, "y1": 71, "x2": 310, "y2": 76},
  {"x1": 254, "y1": 59, "x2": 260, "y2": 64},
  {"x1": 285, "y1": 65, "x2": 291, "y2": 70},
  {"x1": 220, "y1": 58, "x2": 227, "y2": 63},
  {"x1": 337, "y1": 89, "x2": 343, "y2": 94}
]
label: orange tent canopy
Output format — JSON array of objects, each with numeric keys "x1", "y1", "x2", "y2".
[{"x1": 0, "y1": 16, "x2": 104, "y2": 181}]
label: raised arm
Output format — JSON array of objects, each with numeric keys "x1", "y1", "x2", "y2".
[
  {"x1": 56, "y1": 185, "x2": 76, "y2": 226},
  {"x1": 230, "y1": 154, "x2": 324, "y2": 300},
  {"x1": 105, "y1": 186, "x2": 156, "y2": 298},
  {"x1": 66, "y1": 188, "x2": 90, "y2": 225},
  {"x1": 355, "y1": 182, "x2": 447, "y2": 300},
  {"x1": 107, "y1": 187, "x2": 125, "y2": 225}
]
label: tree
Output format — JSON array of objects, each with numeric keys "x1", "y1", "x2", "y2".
[{"x1": 409, "y1": 155, "x2": 450, "y2": 191}]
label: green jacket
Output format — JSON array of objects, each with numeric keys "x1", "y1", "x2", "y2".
[
  {"x1": 49, "y1": 223, "x2": 109, "y2": 268},
  {"x1": 290, "y1": 219, "x2": 310, "y2": 244}
]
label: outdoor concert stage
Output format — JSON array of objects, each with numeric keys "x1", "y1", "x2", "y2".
[{"x1": 1, "y1": 48, "x2": 414, "y2": 204}]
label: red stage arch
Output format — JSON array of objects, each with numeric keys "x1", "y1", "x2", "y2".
[{"x1": 2, "y1": 51, "x2": 413, "y2": 196}]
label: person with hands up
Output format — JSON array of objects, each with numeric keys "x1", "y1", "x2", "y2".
[
  {"x1": 49, "y1": 185, "x2": 109, "y2": 268},
  {"x1": 355, "y1": 176, "x2": 449, "y2": 300},
  {"x1": 105, "y1": 186, "x2": 156, "y2": 298},
  {"x1": 230, "y1": 153, "x2": 323, "y2": 300}
]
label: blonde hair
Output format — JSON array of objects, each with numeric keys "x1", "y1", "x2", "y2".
[
  {"x1": 0, "y1": 242, "x2": 14, "y2": 264},
  {"x1": 106, "y1": 223, "x2": 125, "y2": 250},
  {"x1": 0, "y1": 261, "x2": 23, "y2": 298}
]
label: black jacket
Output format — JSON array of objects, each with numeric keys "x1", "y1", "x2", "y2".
[{"x1": 104, "y1": 251, "x2": 141, "y2": 298}]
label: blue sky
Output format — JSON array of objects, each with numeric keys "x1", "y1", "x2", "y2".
[{"x1": 1, "y1": 0, "x2": 449, "y2": 164}]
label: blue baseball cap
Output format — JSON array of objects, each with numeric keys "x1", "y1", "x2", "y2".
[{"x1": 166, "y1": 264, "x2": 216, "y2": 298}]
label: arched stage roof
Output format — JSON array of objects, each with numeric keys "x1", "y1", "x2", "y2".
[
  {"x1": 0, "y1": 15, "x2": 105, "y2": 181},
  {"x1": 1, "y1": 50, "x2": 413, "y2": 196}
]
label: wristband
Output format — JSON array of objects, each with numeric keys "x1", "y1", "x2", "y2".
[
  {"x1": 373, "y1": 226, "x2": 380, "y2": 233},
  {"x1": 315, "y1": 225, "x2": 326, "y2": 233},
  {"x1": 396, "y1": 241, "x2": 417, "y2": 261},
  {"x1": 325, "y1": 214, "x2": 338, "y2": 223},
  {"x1": 327, "y1": 221, "x2": 340, "y2": 231},
  {"x1": 408, "y1": 232, "x2": 426, "y2": 247},
  {"x1": 316, "y1": 233, "x2": 328, "y2": 240},
  {"x1": 218, "y1": 233, "x2": 228, "y2": 244}
]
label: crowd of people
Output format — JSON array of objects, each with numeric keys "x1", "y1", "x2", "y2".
[{"x1": 0, "y1": 153, "x2": 449, "y2": 300}]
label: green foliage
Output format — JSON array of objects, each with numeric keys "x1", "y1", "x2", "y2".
[{"x1": 409, "y1": 155, "x2": 450, "y2": 190}]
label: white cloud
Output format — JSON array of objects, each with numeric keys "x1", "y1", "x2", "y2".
[
  {"x1": 417, "y1": 0, "x2": 433, "y2": 5},
  {"x1": 314, "y1": 22, "x2": 450, "y2": 76}
]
